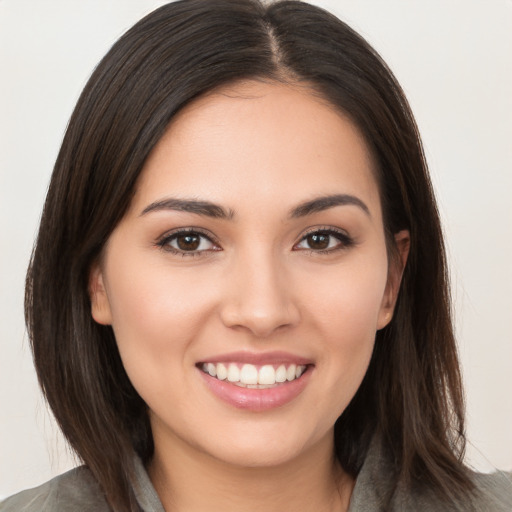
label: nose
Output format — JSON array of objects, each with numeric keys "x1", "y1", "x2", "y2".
[{"x1": 219, "y1": 250, "x2": 301, "y2": 338}]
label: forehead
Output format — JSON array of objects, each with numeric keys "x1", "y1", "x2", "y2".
[{"x1": 132, "y1": 80, "x2": 381, "y2": 219}]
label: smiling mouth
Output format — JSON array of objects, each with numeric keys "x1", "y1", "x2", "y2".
[{"x1": 199, "y1": 362, "x2": 308, "y2": 388}]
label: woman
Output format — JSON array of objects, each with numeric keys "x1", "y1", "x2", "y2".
[{"x1": 2, "y1": 0, "x2": 510, "y2": 511}]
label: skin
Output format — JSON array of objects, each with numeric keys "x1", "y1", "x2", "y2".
[{"x1": 90, "y1": 80, "x2": 409, "y2": 512}]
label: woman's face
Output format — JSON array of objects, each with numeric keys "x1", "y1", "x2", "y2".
[{"x1": 90, "y1": 81, "x2": 403, "y2": 468}]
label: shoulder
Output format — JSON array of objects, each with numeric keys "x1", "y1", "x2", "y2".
[
  {"x1": 401, "y1": 470, "x2": 512, "y2": 511},
  {"x1": 470, "y1": 470, "x2": 512, "y2": 511},
  {"x1": 0, "y1": 466, "x2": 110, "y2": 512},
  {"x1": 350, "y1": 436, "x2": 512, "y2": 511}
]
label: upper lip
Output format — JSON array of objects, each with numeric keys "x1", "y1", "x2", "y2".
[{"x1": 197, "y1": 350, "x2": 313, "y2": 366}]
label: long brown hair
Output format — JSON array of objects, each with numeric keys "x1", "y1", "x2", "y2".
[{"x1": 26, "y1": 0, "x2": 471, "y2": 510}]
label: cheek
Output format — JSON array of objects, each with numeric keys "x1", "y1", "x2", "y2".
[
  {"x1": 302, "y1": 256, "x2": 388, "y2": 410},
  {"x1": 305, "y1": 253, "x2": 389, "y2": 338},
  {"x1": 107, "y1": 249, "x2": 215, "y2": 327},
  {"x1": 103, "y1": 255, "x2": 218, "y2": 389}
]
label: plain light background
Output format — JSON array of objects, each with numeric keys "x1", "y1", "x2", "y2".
[{"x1": 1, "y1": 0, "x2": 511, "y2": 499}]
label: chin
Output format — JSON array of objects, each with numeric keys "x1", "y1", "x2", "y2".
[
  {"x1": 199, "y1": 422, "x2": 329, "y2": 469},
  {"x1": 209, "y1": 441, "x2": 305, "y2": 469}
]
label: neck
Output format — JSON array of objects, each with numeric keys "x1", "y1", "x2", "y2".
[{"x1": 148, "y1": 429, "x2": 354, "y2": 512}]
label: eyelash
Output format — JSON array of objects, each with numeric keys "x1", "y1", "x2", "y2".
[
  {"x1": 296, "y1": 227, "x2": 355, "y2": 255},
  {"x1": 156, "y1": 228, "x2": 220, "y2": 257},
  {"x1": 155, "y1": 226, "x2": 354, "y2": 257}
]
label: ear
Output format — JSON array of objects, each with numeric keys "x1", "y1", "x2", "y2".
[
  {"x1": 89, "y1": 262, "x2": 113, "y2": 325},
  {"x1": 377, "y1": 229, "x2": 410, "y2": 330}
]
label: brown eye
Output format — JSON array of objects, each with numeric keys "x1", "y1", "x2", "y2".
[
  {"x1": 306, "y1": 233, "x2": 330, "y2": 250},
  {"x1": 295, "y1": 229, "x2": 354, "y2": 253},
  {"x1": 159, "y1": 230, "x2": 218, "y2": 255},
  {"x1": 176, "y1": 233, "x2": 201, "y2": 251}
]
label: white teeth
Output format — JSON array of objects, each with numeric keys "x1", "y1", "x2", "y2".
[
  {"x1": 216, "y1": 363, "x2": 228, "y2": 381},
  {"x1": 202, "y1": 362, "x2": 307, "y2": 386},
  {"x1": 275, "y1": 365, "x2": 287, "y2": 383},
  {"x1": 207, "y1": 363, "x2": 216, "y2": 377},
  {"x1": 227, "y1": 364, "x2": 240, "y2": 382},
  {"x1": 258, "y1": 365, "x2": 275, "y2": 385},
  {"x1": 240, "y1": 364, "x2": 258, "y2": 385}
]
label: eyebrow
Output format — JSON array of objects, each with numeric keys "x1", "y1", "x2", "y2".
[
  {"x1": 289, "y1": 194, "x2": 370, "y2": 218},
  {"x1": 140, "y1": 198, "x2": 235, "y2": 219},
  {"x1": 140, "y1": 193, "x2": 370, "y2": 220}
]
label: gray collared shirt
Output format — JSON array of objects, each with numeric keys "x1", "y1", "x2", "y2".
[{"x1": 2, "y1": 443, "x2": 511, "y2": 511}]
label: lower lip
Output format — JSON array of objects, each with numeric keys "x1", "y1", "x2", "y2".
[{"x1": 198, "y1": 367, "x2": 312, "y2": 411}]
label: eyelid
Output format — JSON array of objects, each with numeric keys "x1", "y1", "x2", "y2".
[
  {"x1": 293, "y1": 226, "x2": 355, "y2": 253},
  {"x1": 156, "y1": 227, "x2": 221, "y2": 256},
  {"x1": 155, "y1": 225, "x2": 354, "y2": 257},
  {"x1": 299, "y1": 225, "x2": 350, "y2": 238}
]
